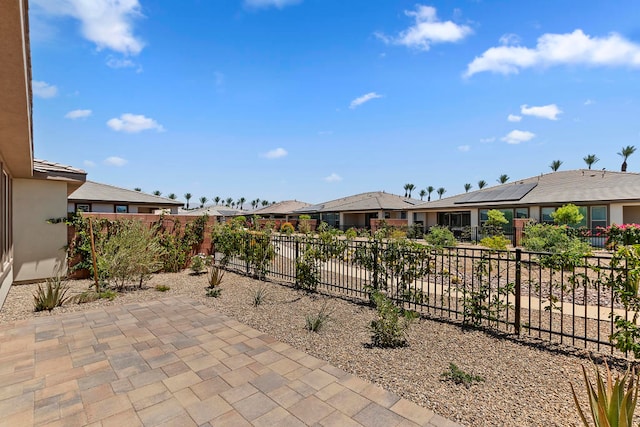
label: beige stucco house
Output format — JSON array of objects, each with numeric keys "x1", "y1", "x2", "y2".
[
  {"x1": 294, "y1": 191, "x2": 421, "y2": 230},
  {"x1": 408, "y1": 169, "x2": 640, "y2": 234},
  {"x1": 68, "y1": 181, "x2": 184, "y2": 214},
  {"x1": 1, "y1": 0, "x2": 87, "y2": 308}
]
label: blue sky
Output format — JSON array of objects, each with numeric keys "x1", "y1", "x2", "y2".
[{"x1": 29, "y1": 0, "x2": 640, "y2": 205}]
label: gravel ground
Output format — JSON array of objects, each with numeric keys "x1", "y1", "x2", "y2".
[{"x1": 1, "y1": 270, "x2": 636, "y2": 427}]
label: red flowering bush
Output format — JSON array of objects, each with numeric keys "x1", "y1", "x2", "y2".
[{"x1": 598, "y1": 223, "x2": 640, "y2": 248}]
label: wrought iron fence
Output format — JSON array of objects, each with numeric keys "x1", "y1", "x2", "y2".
[{"x1": 218, "y1": 234, "x2": 628, "y2": 356}]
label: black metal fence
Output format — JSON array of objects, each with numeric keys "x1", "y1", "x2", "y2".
[{"x1": 219, "y1": 234, "x2": 628, "y2": 357}]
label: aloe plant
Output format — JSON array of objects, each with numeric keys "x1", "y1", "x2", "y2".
[
  {"x1": 571, "y1": 361, "x2": 639, "y2": 427},
  {"x1": 33, "y1": 276, "x2": 70, "y2": 312}
]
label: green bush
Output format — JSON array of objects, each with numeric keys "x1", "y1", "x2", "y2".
[
  {"x1": 369, "y1": 291, "x2": 417, "y2": 348},
  {"x1": 305, "y1": 302, "x2": 331, "y2": 332},
  {"x1": 190, "y1": 254, "x2": 208, "y2": 274},
  {"x1": 280, "y1": 222, "x2": 295, "y2": 234},
  {"x1": 440, "y1": 363, "x2": 484, "y2": 388},
  {"x1": 101, "y1": 220, "x2": 165, "y2": 290},
  {"x1": 551, "y1": 203, "x2": 584, "y2": 226},
  {"x1": 482, "y1": 209, "x2": 508, "y2": 237},
  {"x1": 479, "y1": 235, "x2": 510, "y2": 251},
  {"x1": 424, "y1": 226, "x2": 457, "y2": 248},
  {"x1": 345, "y1": 227, "x2": 358, "y2": 240},
  {"x1": 298, "y1": 215, "x2": 312, "y2": 234},
  {"x1": 522, "y1": 223, "x2": 591, "y2": 269}
]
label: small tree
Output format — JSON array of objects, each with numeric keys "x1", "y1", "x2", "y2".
[
  {"x1": 437, "y1": 187, "x2": 446, "y2": 199},
  {"x1": 551, "y1": 204, "x2": 584, "y2": 226},
  {"x1": 619, "y1": 145, "x2": 636, "y2": 172},
  {"x1": 184, "y1": 193, "x2": 192, "y2": 209},
  {"x1": 168, "y1": 193, "x2": 177, "y2": 200},
  {"x1": 199, "y1": 196, "x2": 208, "y2": 208},
  {"x1": 483, "y1": 209, "x2": 508, "y2": 237},
  {"x1": 478, "y1": 180, "x2": 487, "y2": 189},
  {"x1": 214, "y1": 196, "x2": 221, "y2": 205},
  {"x1": 497, "y1": 174, "x2": 509, "y2": 184},
  {"x1": 419, "y1": 189, "x2": 427, "y2": 200},
  {"x1": 464, "y1": 183, "x2": 472, "y2": 193},
  {"x1": 427, "y1": 186, "x2": 434, "y2": 201},
  {"x1": 153, "y1": 190, "x2": 161, "y2": 196}
]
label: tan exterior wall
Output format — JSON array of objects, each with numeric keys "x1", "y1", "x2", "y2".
[
  {"x1": 610, "y1": 203, "x2": 624, "y2": 225},
  {"x1": 0, "y1": 266, "x2": 13, "y2": 311},
  {"x1": 13, "y1": 179, "x2": 68, "y2": 283}
]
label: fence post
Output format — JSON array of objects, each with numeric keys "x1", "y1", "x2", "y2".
[
  {"x1": 514, "y1": 248, "x2": 522, "y2": 335},
  {"x1": 372, "y1": 240, "x2": 379, "y2": 290},
  {"x1": 294, "y1": 238, "x2": 299, "y2": 286}
]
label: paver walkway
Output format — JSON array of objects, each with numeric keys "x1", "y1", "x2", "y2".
[{"x1": 0, "y1": 297, "x2": 462, "y2": 427}]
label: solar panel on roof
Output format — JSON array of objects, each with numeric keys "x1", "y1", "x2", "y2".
[{"x1": 454, "y1": 182, "x2": 537, "y2": 204}]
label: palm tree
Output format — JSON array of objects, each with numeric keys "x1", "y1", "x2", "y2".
[
  {"x1": 168, "y1": 193, "x2": 176, "y2": 200},
  {"x1": 261, "y1": 200, "x2": 269, "y2": 206},
  {"x1": 184, "y1": 193, "x2": 192, "y2": 209},
  {"x1": 238, "y1": 197, "x2": 246, "y2": 210},
  {"x1": 436, "y1": 187, "x2": 446, "y2": 199},
  {"x1": 549, "y1": 160, "x2": 563, "y2": 171},
  {"x1": 426, "y1": 186, "x2": 434, "y2": 202},
  {"x1": 464, "y1": 183, "x2": 472, "y2": 193},
  {"x1": 407, "y1": 184, "x2": 415, "y2": 198},
  {"x1": 419, "y1": 189, "x2": 427, "y2": 200},
  {"x1": 225, "y1": 197, "x2": 233, "y2": 207},
  {"x1": 199, "y1": 196, "x2": 207, "y2": 208},
  {"x1": 478, "y1": 180, "x2": 487, "y2": 189},
  {"x1": 618, "y1": 145, "x2": 636, "y2": 172},
  {"x1": 214, "y1": 196, "x2": 221, "y2": 205},
  {"x1": 152, "y1": 190, "x2": 161, "y2": 196},
  {"x1": 133, "y1": 187, "x2": 142, "y2": 192},
  {"x1": 497, "y1": 174, "x2": 509, "y2": 184},
  {"x1": 403, "y1": 183, "x2": 411, "y2": 197},
  {"x1": 251, "y1": 200, "x2": 257, "y2": 210},
  {"x1": 583, "y1": 154, "x2": 599, "y2": 170}
]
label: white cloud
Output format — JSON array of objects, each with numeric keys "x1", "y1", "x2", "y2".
[
  {"x1": 499, "y1": 33, "x2": 521, "y2": 46},
  {"x1": 349, "y1": 92, "x2": 382, "y2": 109},
  {"x1": 501, "y1": 130, "x2": 535, "y2": 145},
  {"x1": 465, "y1": 29, "x2": 640, "y2": 77},
  {"x1": 376, "y1": 4, "x2": 472, "y2": 51},
  {"x1": 507, "y1": 114, "x2": 522, "y2": 122},
  {"x1": 107, "y1": 113, "x2": 164, "y2": 133},
  {"x1": 480, "y1": 137, "x2": 496, "y2": 143},
  {"x1": 458, "y1": 145, "x2": 470, "y2": 152},
  {"x1": 324, "y1": 173, "x2": 342, "y2": 182},
  {"x1": 32, "y1": 0, "x2": 144, "y2": 55},
  {"x1": 521, "y1": 104, "x2": 562, "y2": 120},
  {"x1": 83, "y1": 160, "x2": 96, "y2": 167},
  {"x1": 244, "y1": 0, "x2": 301, "y2": 9},
  {"x1": 106, "y1": 57, "x2": 136, "y2": 69},
  {"x1": 32, "y1": 80, "x2": 58, "y2": 98},
  {"x1": 263, "y1": 148, "x2": 288, "y2": 159},
  {"x1": 104, "y1": 156, "x2": 127, "y2": 166},
  {"x1": 65, "y1": 109, "x2": 92, "y2": 119}
]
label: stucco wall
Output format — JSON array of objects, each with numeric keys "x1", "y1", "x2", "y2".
[
  {"x1": 623, "y1": 204, "x2": 640, "y2": 224},
  {"x1": 13, "y1": 179, "x2": 68, "y2": 283}
]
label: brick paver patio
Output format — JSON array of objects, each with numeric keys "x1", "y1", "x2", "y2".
[{"x1": 0, "y1": 297, "x2": 461, "y2": 426}]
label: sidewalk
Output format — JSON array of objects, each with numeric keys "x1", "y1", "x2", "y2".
[{"x1": 0, "y1": 297, "x2": 462, "y2": 426}]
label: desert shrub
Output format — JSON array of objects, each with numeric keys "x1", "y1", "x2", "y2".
[
  {"x1": 424, "y1": 226, "x2": 457, "y2": 248},
  {"x1": 190, "y1": 253, "x2": 209, "y2": 274},
  {"x1": 296, "y1": 250, "x2": 320, "y2": 292},
  {"x1": 479, "y1": 235, "x2": 510, "y2": 251},
  {"x1": 600, "y1": 223, "x2": 640, "y2": 248},
  {"x1": 571, "y1": 361, "x2": 639, "y2": 427},
  {"x1": 305, "y1": 302, "x2": 332, "y2": 332},
  {"x1": 252, "y1": 284, "x2": 268, "y2": 307},
  {"x1": 101, "y1": 220, "x2": 165, "y2": 290},
  {"x1": 155, "y1": 285, "x2": 170, "y2": 292},
  {"x1": 33, "y1": 276, "x2": 70, "y2": 312},
  {"x1": 316, "y1": 221, "x2": 330, "y2": 233},
  {"x1": 280, "y1": 222, "x2": 295, "y2": 234},
  {"x1": 523, "y1": 223, "x2": 591, "y2": 269},
  {"x1": 205, "y1": 265, "x2": 225, "y2": 298},
  {"x1": 441, "y1": 363, "x2": 484, "y2": 388},
  {"x1": 369, "y1": 291, "x2": 417, "y2": 348},
  {"x1": 345, "y1": 227, "x2": 358, "y2": 240},
  {"x1": 72, "y1": 289, "x2": 116, "y2": 304},
  {"x1": 298, "y1": 214, "x2": 312, "y2": 234},
  {"x1": 155, "y1": 215, "x2": 209, "y2": 272}
]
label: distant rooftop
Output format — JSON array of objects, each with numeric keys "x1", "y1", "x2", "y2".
[
  {"x1": 251, "y1": 200, "x2": 311, "y2": 215},
  {"x1": 295, "y1": 191, "x2": 421, "y2": 213},
  {"x1": 69, "y1": 181, "x2": 184, "y2": 205}
]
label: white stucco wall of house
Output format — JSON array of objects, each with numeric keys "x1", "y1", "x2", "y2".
[
  {"x1": 610, "y1": 203, "x2": 624, "y2": 225},
  {"x1": 13, "y1": 179, "x2": 68, "y2": 283}
]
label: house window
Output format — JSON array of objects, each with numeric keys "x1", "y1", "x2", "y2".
[
  {"x1": 590, "y1": 206, "x2": 607, "y2": 229},
  {"x1": 76, "y1": 204, "x2": 90, "y2": 213},
  {"x1": 115, "y1": 205, "x2": 128, "y2": 213},
  {"x1": 541, "y1": 207, "x2": 555, "y2": 224},
  {"x1": 479, "y1": 208, "x2": 514, "y2": 228},
  {"x1": 400, "y1": 211, "x2": 407, "y2": 220},
  {"x1": 515, "y1": 208, "x2": 529, "y2": 218}
]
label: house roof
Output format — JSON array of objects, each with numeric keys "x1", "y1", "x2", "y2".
[
  {"x1": 295, "y1": 191, "x2": 421, "y2": 214},
  {"x1": 69, "y1": 181, "x2": 184, "y2": 206},
  {"x1": 413, "y1": 169, "x2": 640, "y2": 210},
  {"x1": 33, "y1": 159, "x2": 86, "y2": 181},
  {"x1": 251, "y1": 200, "x2": 311, "y2": 216},
  {"x1": 180, "y1": 206, "x2": 247, "y2": 216}
]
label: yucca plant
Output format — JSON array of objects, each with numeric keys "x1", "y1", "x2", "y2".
[
  {"x1": 33, "y1": 276, "x2": 70, "y2": 312},
  {"x1": 207, "y1": 265, "x2": 225, "y2": 289},
  {"x1": 571, "y1": 361, "x2": 639, "y2": 427}
]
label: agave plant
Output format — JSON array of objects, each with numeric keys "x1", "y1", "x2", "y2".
[
  {"x1": 33, "y1": 276, "x2": 70, "y2": 312},
  {"x1": 571, "y1": 361, "x2": 639, "y2": 427}
]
